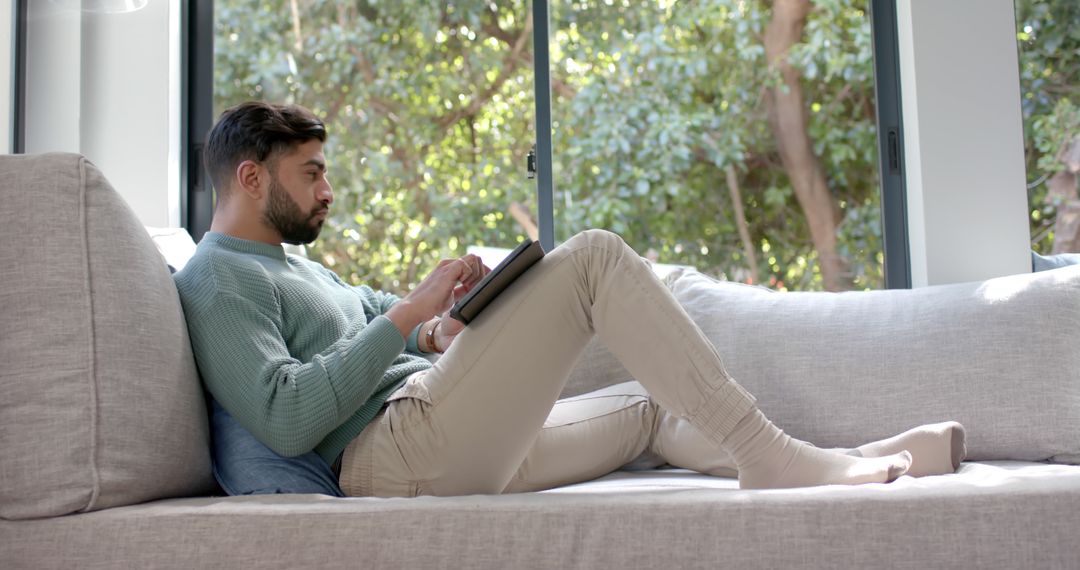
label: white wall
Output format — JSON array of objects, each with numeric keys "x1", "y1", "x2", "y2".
[
  {"x1": 23, "y1": 0, "x2": 181, "y2": 227},
  {"x1": 25, "y1": 2, "x2": 82, "y2": 154},
  {"x1": 0, "y1": 0, "x2": 12, "y2": 154},
  {"x1": 897, "y1": 0, "x2": 1031, "y2": 286}
]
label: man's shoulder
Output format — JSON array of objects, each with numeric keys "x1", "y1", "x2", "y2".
[
  {"x1": 285, "y1": 252, "x2": 346, "y2": 283},
  {"x1": 284, "y1": 251, "x2": 326, "y2": 272},
  {"x1": 174, "y1": 242, "x2": 278, "y2": 308}
]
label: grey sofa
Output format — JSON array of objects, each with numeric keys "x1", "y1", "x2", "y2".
[{"x1": 3, "y1": 153, "x2": 1080, "y2": 569}]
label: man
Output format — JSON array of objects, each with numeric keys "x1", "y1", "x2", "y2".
[{"x1": 175, "y1": 101, "x2": 965, "y2": 498}]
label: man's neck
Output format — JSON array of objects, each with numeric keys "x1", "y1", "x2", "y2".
[{"x1": 209, "y1": 207, "x2": 283, "y2": 246}]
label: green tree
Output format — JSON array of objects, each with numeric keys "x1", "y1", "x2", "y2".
[
  {"x1": 216, "y1": 1, "x2": 540, "y2": 292},
  {"x1": 216, "y1": 0, "x2": 885, "y2": 293},
  {"x1": 215, "y1": 0, "x2": 1075, "y2": 295},
  {"x1": 1016, "y1": 0, "x2": 1080, "y2": 254},
  {"x1": 547, "y1": 0, "x2": 881, "y2": 290}
]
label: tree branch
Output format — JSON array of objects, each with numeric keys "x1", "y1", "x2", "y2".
[
  {"x1": 762, "y1": 0, "x2": 851, "y2": 291},
  {"x1": 700, "y1": 131, "x2": 760, "y2": 284},
  {"x1": 725, "y1": 164, "x2": 760, "y2": 285},
  {"x1": 290, "y1": 0, "x2": 303, "y2": 52},
  {"x1": 481, "y1": 9, "x2": 578, "y2": 100},
  {"x1": 437, "y1": 11, "x2": 534, "y2": 130},
  {"x1": 510, "y1": 202, "x2": 540, "y2": 240},
  {"x1": 320, "y1": 44, "x2": 403, "y2": 128}
]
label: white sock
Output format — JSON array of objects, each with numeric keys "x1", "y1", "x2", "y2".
[
  {"x1": 845, "y1": 421, "x2": 966, "y2": 477},
  {"x1": 723, "y1": 409, "x2": 911, "y2": 489}
]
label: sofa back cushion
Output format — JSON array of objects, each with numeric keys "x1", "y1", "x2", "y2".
[
  {"x1": 0, "y1": 153, "x2": 216, "y2": 520},
  {"x1": 565, "y1": 268, "x2": 1080, "y2": 464}
]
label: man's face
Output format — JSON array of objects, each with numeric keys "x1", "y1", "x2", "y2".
[{"x1": 262, "y1": 139, "x2": 332, "y2": 245}]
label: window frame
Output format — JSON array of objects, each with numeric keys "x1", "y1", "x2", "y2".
[
  {"x1": 12, "y1": 0, "x2": 26, "y2": 154},
  {"x1": 182, "y1": 0, "x2": 910, "y2": 287},
  {"x1": 183, "y1": 0, "x2": 215, "y2": 242},
  {"x1": 532, "y1": 0, "x2": 555, "y2": 252},
  {"x1": 869, "y1": 0, "x2": 911, "y2": 289}
]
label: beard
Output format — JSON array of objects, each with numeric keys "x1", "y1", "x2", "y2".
[{"x1": 263, "y1": 175, "x2": 326, "y2": 245}]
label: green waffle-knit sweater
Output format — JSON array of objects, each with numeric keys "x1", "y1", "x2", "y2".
[{"x1": 174, "y1": 232, "x2": 432, "y2": 464}]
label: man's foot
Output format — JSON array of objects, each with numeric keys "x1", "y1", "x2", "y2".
[
  {"x1": 846, "y1": 421, "x2": 966, "y2": 477},
  {"x1": 725, "y1": 409, "x2": 911, "y2": 490}
]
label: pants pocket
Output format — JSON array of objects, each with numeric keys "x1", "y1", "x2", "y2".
[{"x1": 386, "y1": 370, "x2": 433, "y2": 404}]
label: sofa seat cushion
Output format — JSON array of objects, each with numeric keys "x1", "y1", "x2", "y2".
[
  {"x1": 0, "y1": 154, "x2": 216, "y2": 520},
  {"x1": 4, "y1": 462, "x2": 1080, "y2": 569}
]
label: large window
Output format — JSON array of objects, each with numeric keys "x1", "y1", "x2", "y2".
[
  {"x1": 547, "y1": 0, "x2": 886, "y2": 291},
  {"x1": 1016, "y1": 0, "x2": 1080, "y2": 255},
  {"x1": 212, "y1": 0, "x2": 889, "y2": 294},
  {"x1": 214, "y1": 1, "x2": 537, "y2": 293}
]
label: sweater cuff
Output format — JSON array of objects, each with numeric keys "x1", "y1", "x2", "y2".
[
  {"x1": 366, "y1": 315, "x2": 408, "y2": 354},
  {"x1": 406, "y1": 321, "x2": 424, "y2": 354}
]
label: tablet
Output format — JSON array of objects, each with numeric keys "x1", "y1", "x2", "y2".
[{"x1": 449, "y1": 239, "x2": 545, "y2": 324}]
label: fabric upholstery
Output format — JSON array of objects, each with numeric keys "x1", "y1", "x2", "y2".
[
  {"x1": 677, "y1": 269, "x2": 1079, "y2": 463},
  {"x1": 3, "y1": 461, "x2": 1080, "y2": 569},
  {"x1": 0, "y1": 153, "x2": 216, "y2": 520},
  {"x1": 564, "y1": 268, "x2": 1080, "y2": 464},
  {"x1": 563, "y1": 336, "x2": 632, "y2": 398},
  {"x1": 145, "y1": 226, "x2": 198, "y2": 272},
  {"x1": 3, "y1": 153, "x2": 1079, "y2": 569}
]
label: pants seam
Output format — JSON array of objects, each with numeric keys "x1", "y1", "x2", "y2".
[{"x1": 542, "y1": 397, "x2": 650, "y2": 429}]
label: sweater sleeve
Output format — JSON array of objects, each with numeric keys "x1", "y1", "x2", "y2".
[
  {"x1": 313, "y1": 263, "x2": 426, "y2": 353},
  {"x1": 406, "y1": 322, "x2": 424, "y2": 354},
  {"x1": 186, "y1": 288, "x2": 406, "y2": 457},
  {"x1": 354, "y1": 283, "x2": 427, "y2": 354}
]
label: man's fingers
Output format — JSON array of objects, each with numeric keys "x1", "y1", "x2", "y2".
[
  {"x1": 453, "y1": 254, "x2": 483, "y2": 282},
  {"x1": 435, "y1": 258, "x2": 469, "y2": 279},
  {"x1": 433, "y1": 255, "x2": 487, "y2": 290}
]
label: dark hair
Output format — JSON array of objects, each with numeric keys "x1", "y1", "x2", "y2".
[{"x1": 203, "y1": 101, "x2": 327, "y2": 201}]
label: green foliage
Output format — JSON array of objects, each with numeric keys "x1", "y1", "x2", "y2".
[
  {"x1": 216, "y1": 0, "x2": 538, "y2": 292},
  {"x1": 214, "y1": 0, "x2": 885, "y2": 293},
  {"x1": 1015, "y1": 0, "x2": 1080, "y2": 253},
  {"x1": 548, "y1": 0, "x2": 881, "y2": 289},
  {"x1": 214, "y1": 0, "x2": 1074, "y2": 294}
]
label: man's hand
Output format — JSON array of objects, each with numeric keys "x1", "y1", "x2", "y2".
[
  {"x1": 385, "y1": 254, "x2": 490, "y2": 341},
  {"x1": 431, "y1": 312, "x2": 464, "y2": 352},
  {"x1": 432, "y1": 254, "x2": 489, "y2": 350}
]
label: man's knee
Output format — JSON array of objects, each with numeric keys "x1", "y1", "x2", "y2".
[{"x1": 568, "y1": 228, "x2": 626, "y2": 251}]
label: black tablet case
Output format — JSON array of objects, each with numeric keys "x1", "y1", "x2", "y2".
[{"x1": 449, "y1": 239, "x2": 545, "y2": 324}]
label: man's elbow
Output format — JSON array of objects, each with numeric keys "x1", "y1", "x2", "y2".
[
  {"x1": 257, "y1": 425, "x2": 318, "y2": 458},
  {"x1": 262, "y1": 437, "x2": 314, "y2": 458}
]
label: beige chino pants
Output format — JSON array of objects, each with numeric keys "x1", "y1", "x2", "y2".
[{"x1": 339, "y1": 229, "x2": 756, "y2": 497}]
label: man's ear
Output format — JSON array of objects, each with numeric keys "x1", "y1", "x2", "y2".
[{"x1": 235, "y1": 160, "x2": 265, "y2": 200}]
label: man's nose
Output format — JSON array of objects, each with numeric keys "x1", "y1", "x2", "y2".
[{"x1": 319, "y1": 181, "x2": 334, "y2": 205}]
